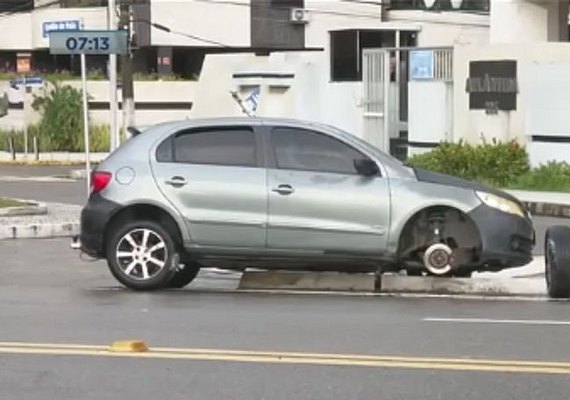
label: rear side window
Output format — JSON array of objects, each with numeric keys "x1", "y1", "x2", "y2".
[
  {"x1": 271, "y1": 127, "x2": 366, "y2": 175},
  {"x1": 168, "y1": 127, "x2": 257, "y2": 167}
]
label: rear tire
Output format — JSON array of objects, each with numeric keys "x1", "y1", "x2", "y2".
[
  {"x1": 545, "y1": 226, "x2": 570, "y2": 299},
  {"x1": 106, "y1": 220, "x2": 178, "y2": 291},
  {"x1": 168, "y1": 262, "x2": 201, "y2": 288}
]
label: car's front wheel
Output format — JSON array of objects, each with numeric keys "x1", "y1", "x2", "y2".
[
  {"x1": 545, "y1": 226, "x2": 570, "y2": 299},
  {"x1": 106, "y1": 220, "x2": 178, "y2": 291}
]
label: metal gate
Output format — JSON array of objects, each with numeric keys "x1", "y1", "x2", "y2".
[
  {"x1": 362, "y1": 49, "x2": 390, "y2": 152},
  {"x1": 362, "y1": 47, "x2": 454, "y2": 156}
]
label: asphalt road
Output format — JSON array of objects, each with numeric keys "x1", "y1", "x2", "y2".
[{"x1": 1, "y1": 238, "x2": 570, "y2": 399}]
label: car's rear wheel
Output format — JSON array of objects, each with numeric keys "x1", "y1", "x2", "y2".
[
  {"x1": 545, "y1": 226, "x2": 570, "y2": 299},
  {"x1": 106, "y1": 220, "x2": 178, "y2": 291},
  {"x1": 168, "y1": 262, "x2": 201, "y2": 288}
]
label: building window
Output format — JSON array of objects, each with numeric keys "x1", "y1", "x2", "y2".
[
  {"x1": 330, "y1": 29, "x2": 416, "y2": 82},
  {"x1": 388, "y1": 0, "x2": 489, "y2": 12},
  {"x1": 59, "y1": 0, "x2": 108, "y2": 7},
  {"x1": 0, "y1": 0, "x2": 33, "y2": 12}
]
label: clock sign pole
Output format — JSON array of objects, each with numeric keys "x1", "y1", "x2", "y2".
[{"x1": 48, "y1": 30, "x2": 128, "y2": 199}]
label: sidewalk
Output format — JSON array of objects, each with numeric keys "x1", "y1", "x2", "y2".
[
  {"x1": 0, "y1": 151, "x2": 109, "y2": 164},
  {"x1": 506, "y1": 190, "x2": 570, "y2": 218},
  {"x1": 0, "y1": 202, "x2": 80, "y2": 240}
]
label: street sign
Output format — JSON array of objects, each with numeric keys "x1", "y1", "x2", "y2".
[
  {"x1": 48, "y1": 30, "x2": 129, "y2": 55},
  {"x1": 9, "y1": 76, "x2": 44, "y2": 90},
  {"x1": 410, "y1": 50, "x2": 434, "y2": 80},
  {"x1": 42, "y1": 20, "x2": 80, "y2": 38},
  {"x1": 48, "y1": 29, "x2": 129, "y2": 198}
]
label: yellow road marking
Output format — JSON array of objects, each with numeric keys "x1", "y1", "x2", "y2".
[{"x1": 0, "y1": 342, "x2": 569, "y2": 375}]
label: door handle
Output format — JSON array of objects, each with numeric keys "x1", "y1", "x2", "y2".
[
  {"x1": 165, "y1": 176, "x2": 187, "y2": 188},
  {"x1": 272, "y1": 184, "x2": 295, "y2": 195}
]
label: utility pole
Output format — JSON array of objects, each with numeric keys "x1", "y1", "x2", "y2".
[
  {"x1": 108, "y1": 0, "x2": 119, "y2": 151},
  {"x1": 119, "y1": 0, "x2": 135, "y2": 136}
]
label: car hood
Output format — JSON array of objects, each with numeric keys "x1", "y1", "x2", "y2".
[{"x1": 412, "y1": 168, "x2": 524, "y2": 206}]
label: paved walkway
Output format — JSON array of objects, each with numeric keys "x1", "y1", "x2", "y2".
[
  {"x1": 0, "y1": 203, "x2": 80, "y2": 239},
  {"x1": 507, "y1": 190, "x2": 570, "y2": 206}
]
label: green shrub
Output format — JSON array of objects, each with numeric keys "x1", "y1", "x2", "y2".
[
  {"x1": 0, "y1": 126, "x2": 40, "y2": 152},
  {"x1": 0, "y1": 125, "x2": 110, "y2": 153},
  {"x1": 510, "y1": 162, "x2": 570, "y2": 193},
  {"x1": 32, "y1": 82, "x2": 86, "y2": 152},
  {"x1": 407, "y1": 140, "x2": 529, "y2": 187}
]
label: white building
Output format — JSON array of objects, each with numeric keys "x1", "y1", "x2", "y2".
[{"x1": 2, "y1": 0, "x2": 570, "y2": 165}]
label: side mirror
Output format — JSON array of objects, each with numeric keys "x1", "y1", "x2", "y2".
[{"x1": 354, "y1": 158, "x2": 379, "y2": 177}]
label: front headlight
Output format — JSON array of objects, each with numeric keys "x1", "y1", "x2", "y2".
[{"x1": 476, "y1": 191, "x2": 525, "y2": 218}]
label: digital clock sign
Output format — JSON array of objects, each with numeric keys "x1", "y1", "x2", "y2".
[{"x1": 49, "y1": 30, "x2": 129, "y2": 55}]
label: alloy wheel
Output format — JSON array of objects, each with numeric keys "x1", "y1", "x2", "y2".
[{"x1": 115, "y1": 228, "x2": 168, "y2": 280}]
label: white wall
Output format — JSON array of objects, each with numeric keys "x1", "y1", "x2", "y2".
[
  {"x1": 386, "y1": 10, "x2": 489, "y2": 46},
  {"x1": 524, "y1": 62, "x2": 570, "y2": 166},
  {"x1": 150, "y1": 0, "x2": 250, "y2": 47},
  {"x1": 0, "y1": 8, "x2": 107, "y2": 51},
  {"x1": 31, "y1": 8, "x2": 108, "y2": 49},
  {"x1": 0, "y1": 80, "x2": 198, "y2": 130},
  {"x1": 453, "y1": 43, "x2": 570, "y2": 165},
  {"x1": 304, "y1": 0, "x2": 387, "y2": 48},
  {"x1": 189, "y1": 51, "x2": 366, "y2": 138},
  {"x1": 0, "y1": 14, "x2": 33, "y2": 50},
  {"x1": 490, "y1": 0, "x2": 568, "y2": 43},
  {"x1": 408, "y1": 80, "x2": 453, "y2": 156}
]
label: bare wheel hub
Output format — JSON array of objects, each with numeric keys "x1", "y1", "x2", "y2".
[{"x1": 423, "y1": 243, "x2": 454, "y2": 276}]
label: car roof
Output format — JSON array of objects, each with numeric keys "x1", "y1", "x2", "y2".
[{"x1": 136, "y1": 117, "x2": 339, "y2": 134}]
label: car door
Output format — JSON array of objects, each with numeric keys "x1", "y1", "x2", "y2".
[
  {"x1": 266, "y1": 126, "x2": 391, "y2": 254},
  {"x1": 151, "y1": 125, "x2": 267, "y2": 248}
]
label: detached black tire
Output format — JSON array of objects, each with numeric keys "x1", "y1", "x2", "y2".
[
  {"x1": 106, "y1": 220, "x2": 178, "y2": 291},
  {"x1": 545, "y1": 226, "x2": 570, "y2": 299},
  {"x1": 168, "y1": 263, "x2": 201, "y2": 288}
]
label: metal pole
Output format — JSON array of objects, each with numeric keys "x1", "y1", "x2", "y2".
[
  {"x1": 383, "y1": 52, "x2": 391, "y2": 154},
  {"x1": 108, "y1": 0, "x2": 119, "y2": 151},
  {"x1": 81, "y1": 53, "x2": 91, "y2": 199},
  {"x1": 22, "y1": 75, "x2": 28, "y2": 160},
  {"x1": 120, "y1": 0, "x2": 135, "y2": 135}
]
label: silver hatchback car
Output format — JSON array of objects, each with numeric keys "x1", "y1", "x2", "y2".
[{"x1": 74, "y1": 117, "x2": 535, "y2": 291}]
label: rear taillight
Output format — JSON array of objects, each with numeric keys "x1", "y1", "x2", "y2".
[{"x1": 91, "y1": 171, "x2": 112, "y2": 194}]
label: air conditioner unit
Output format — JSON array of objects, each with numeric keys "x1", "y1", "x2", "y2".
[{"x1": 290, "y1": 8, "x2": 310, "y2": 24}]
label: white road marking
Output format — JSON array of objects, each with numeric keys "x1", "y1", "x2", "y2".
[{"x1": 424, "y1": 317, "x2": 570, "y2": 326}]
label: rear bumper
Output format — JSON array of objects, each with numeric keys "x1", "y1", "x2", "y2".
[
  {"x1": 74, "y1": 194, "x2": 121, "y2": 258},
  {"x1": 468, "y1": 204, "x2": 535, "y2": 270}
]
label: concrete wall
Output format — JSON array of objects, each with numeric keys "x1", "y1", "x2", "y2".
[
  {"x1": 386, "y1": 10, "x2": 489, "y2": 46},
  {"x1": 150, "y1": 0, "x2": 251, "y2": 47},
  {"x1": 408, "y1": 80, "x2": 454, "y2": 156},
  {"x1": 189, "y1": 51, "x2": 366, "y2": 138},
  {"x1": 0, "y1": 80, "x2": 197, "y2": 130},
  {"x1": 453, "y1": 43, "x2": 570, "y2": 165},
  {"x1": 490, "y1": 0, "x2": 569, "y2": 43},
  {"x1": 0, "y1": 8, "x2": 107, "y2": 50},
  {"x1": 0, "y1": 14, "x2": 33, "y2": 50},
  {"x1": 304, "y1": 0, "x2": 387, "y2": 48}
]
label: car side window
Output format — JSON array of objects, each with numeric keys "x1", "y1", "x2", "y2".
[
  {"x1": 271, "y1": 127, "x2": 369, "y2": 175},
  {"x1": 170, "y1": 127, "x2": 257, "y2": 167}
]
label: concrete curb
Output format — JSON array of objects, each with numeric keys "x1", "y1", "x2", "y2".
[
  {"x1": 0, "y1": 222, "x2": 79, "y2": 240},
  {"x1": 238, "y1": 271, "x2": 376, "y2": 292},
  {"x1": 379, "y1": 275, "x2": 546, "y2": 296},
  {"x1": 0, "y1": 201, "x2": 47, "y2": 217},
  {"x1": 238, "y1": 270, "x2": 546, "y2": 296},
  {"x1": 523, "y1": 201, "x2": 570, "y2": 219}
]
